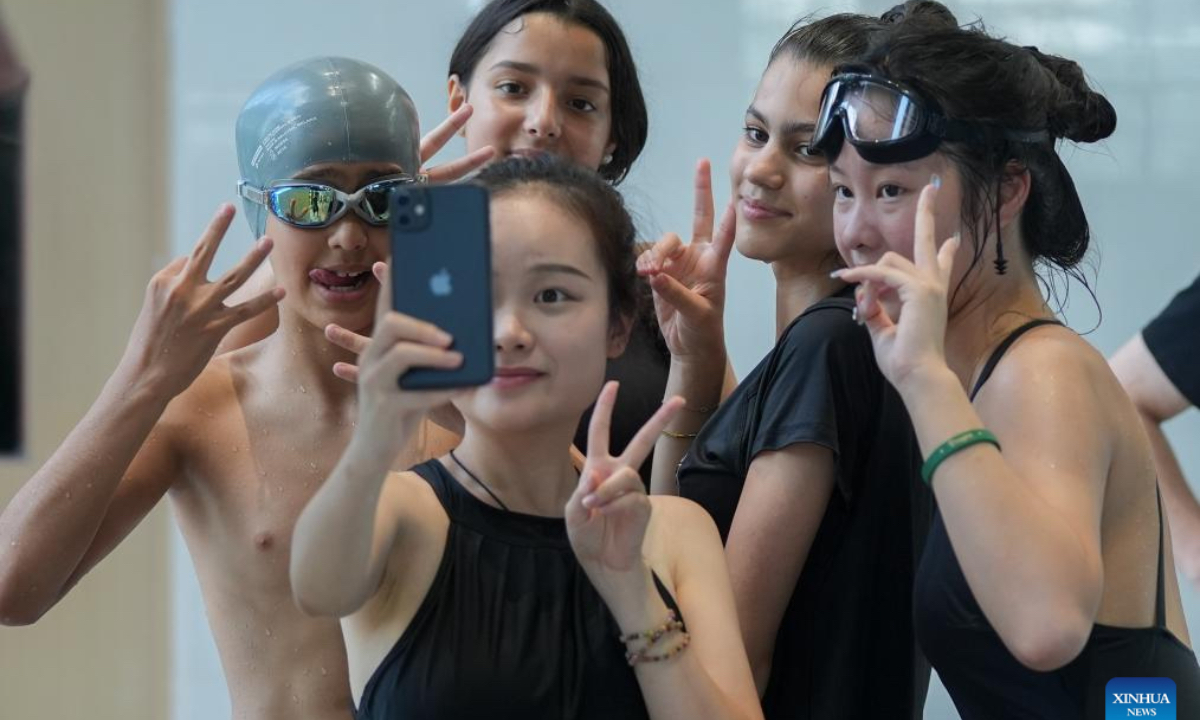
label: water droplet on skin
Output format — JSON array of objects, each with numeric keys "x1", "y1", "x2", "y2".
[
  {"x1": 298, "y1": 385, "x2": 307, "y2": 394},
  {"x1": 265, "y1": 627, "x2": 273, "y2": 637},
  {"x1": 320, "y1": 667, "x2": 328, "y2": 676},
  {"x1": 308, "y1": 462, "x2": 317, "y2": 472}
]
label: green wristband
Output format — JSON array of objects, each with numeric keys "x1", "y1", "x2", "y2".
[{"x1": 921, "y1": 429, "x2": 1001, "y2": 486}]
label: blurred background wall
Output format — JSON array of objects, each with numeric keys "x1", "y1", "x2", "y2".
[
  {"x1": 2, "y1": 0, "x2": 1198, "y2": 717},
  {"x1": 0, "y1": 0, "x2": 169, "y2": 718}
]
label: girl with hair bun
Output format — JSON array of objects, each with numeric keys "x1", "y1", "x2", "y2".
[{"x1": 827, "y1": 2, "x2": 1200, "y2": 716}]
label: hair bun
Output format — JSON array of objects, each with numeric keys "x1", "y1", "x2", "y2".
[
  {"x1": 881, "y1": 1, "x2": 958, "y2": 28},
  {"x1": 1025, "y1": 46, "x2": 1117, "y2": 142}
]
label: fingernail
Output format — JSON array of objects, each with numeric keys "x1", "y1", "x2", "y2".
[
  {"x1": 582, "y1": 494, "x2": 597, "y2": 508},
  {"x1": 829, "y1": 269, "x2": 844, "y2": 278},
  {"x1": 931, "y1": 174, "x2": 942, "y2": 189}
]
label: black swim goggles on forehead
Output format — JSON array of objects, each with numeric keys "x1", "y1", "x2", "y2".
[
  {"x1": 237, "y1": 173, "x2": 423, "y2": 229},
  {"x1": 810, "y1": 72, "x2": 1049, "y2": 164}
]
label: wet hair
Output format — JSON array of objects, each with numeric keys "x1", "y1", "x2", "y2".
[
  {"x1": 474, "y1": 155, "x2": 638, "y2": 329},
  {"x1": 860, "y1": 1, "x2": 1116, "y2": 302},
  {"x1": 449, "y1": 0, "x2": 648, "y2": 185},
  {"x1": 768, "y1": 12, "x2": 882, "y2": 69}
]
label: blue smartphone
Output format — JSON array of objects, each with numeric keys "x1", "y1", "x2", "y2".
[{"x1": 390, "y1": 183, "x2": 493, "y2": 390}]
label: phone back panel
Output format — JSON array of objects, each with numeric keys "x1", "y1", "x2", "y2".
[{"x1": 390, "y1": 184, "x2": 493, "y2": 389}]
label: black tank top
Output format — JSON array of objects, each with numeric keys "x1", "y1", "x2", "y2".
[
  {"x1": 913, "y1": 319, "x2": 1200, "y2": 718},
  {"x1": 355, "y1": 459, "x2": 684, "y2": 720}
]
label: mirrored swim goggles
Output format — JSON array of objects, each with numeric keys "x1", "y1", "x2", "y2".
[
  {"x1": 237, "y1": 173, "x2": 423, "y2": 229},
  {"x1": 810, "y1": 71, "x2": 1049, "y2": 164}
]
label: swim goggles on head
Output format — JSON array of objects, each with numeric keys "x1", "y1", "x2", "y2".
[
  {"x1": 810, "y1": 72, "x2": 1048, "y2": 164},
  {"x1": 237, "y1": 173, "x2": 422, "y2": 228}
]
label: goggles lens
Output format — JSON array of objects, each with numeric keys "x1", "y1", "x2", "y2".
[
  {"x1": 814, "y1": 74, "x2": 926, "y2": 149},
  {"x1": 270, "y1": 185, "x2": 339, "y2": 227}
]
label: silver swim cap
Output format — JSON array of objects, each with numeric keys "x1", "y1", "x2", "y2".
[{"x1": 235, "y1": 57, "x2": 420, "y2": 236}]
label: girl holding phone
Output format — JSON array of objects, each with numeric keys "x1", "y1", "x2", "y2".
[{"x1": 290, "y1": 156, "x2": 761, "y2": 720}]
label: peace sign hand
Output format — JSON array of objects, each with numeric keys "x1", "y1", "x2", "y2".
[
  {"x1": 636, "y1": 159, "x2": 735, "y2": 363},
  {"x1": 124, "y1": 204, "x2": 284, "y2": 398},
  {"x1": 566, "y1": 382, "x2": 684, "y2": 582},
  {"x1": 417, "y1": 104, "x2": 496, "y2": 184},
  {"x1": 833, "y1": 180, "x2": 961, "y2": 390}
]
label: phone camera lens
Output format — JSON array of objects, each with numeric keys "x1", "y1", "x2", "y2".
[
  {"x1": 396, "y1": 195, "x2": 410, "y2": 206},
  {"x1": 398, "y1": 215, "x2": 411, "y2": 226}
]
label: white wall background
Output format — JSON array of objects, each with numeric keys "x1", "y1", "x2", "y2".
[{"x1": 168, "y1": 1, "x2": 1200, "y2": 717}]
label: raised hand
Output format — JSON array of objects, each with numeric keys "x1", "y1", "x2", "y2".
[
  {"x1": 418, "y1": 104, "x2": 496, "y2": 183},
  {"x1": 636, "y1": 159, "x2": 735, "y2": 362},
  {"x1": 352, "y1": 262, "x2": 465, "y2": 443},
  {"x1": 832, "y1": 180, "x2": 961, "y2": 388},
  {"x1": 566, "y1": 382, "x2": 684, "y2": 578},
  {"x1": 125, "y1": 203, "x2": 283, "y2": 397}
]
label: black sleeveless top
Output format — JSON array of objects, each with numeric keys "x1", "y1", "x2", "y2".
[
  {"x1": 355, "y1": 459, "x2": 684, "y2": 720},
  {"x1": 914, "y1": 319, "x2": 1200, "y2": 718}
]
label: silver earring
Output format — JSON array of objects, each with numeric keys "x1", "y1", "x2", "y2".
[{"x1": 602, "y1": 153, "x2": 614, "y2": 165}]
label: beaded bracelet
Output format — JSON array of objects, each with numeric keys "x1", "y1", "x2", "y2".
[
  {"x1": 625, "y1": 631, "x2": 692, "y2": 666},
  {"x1": 618, "y1": 609, "x2": 681, "y2": 644},
  {"x1": 921, "y1": 428, "x2": 1001, "y2": 486}
]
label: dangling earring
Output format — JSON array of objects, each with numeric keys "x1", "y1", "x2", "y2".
[
  {"x1": 994, "y1": 234, "x2": 1008, "y2": 275},
  {"x1": 993, "y1": 179, "x2": 1008, "y2": 275}
]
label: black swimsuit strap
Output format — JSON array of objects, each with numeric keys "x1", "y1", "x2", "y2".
[
  {"x1": 1156, "y1": 486, "x2": 1167, "y2": 628},
  {"x1": 969, "y1": 319, "x2": 1063, "y2": 401}
]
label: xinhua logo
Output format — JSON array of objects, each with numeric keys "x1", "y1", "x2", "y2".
[{"x1": 1106, "y1": 677, "x2": 1176, "y2": 718}]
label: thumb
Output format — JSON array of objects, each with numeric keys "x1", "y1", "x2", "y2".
[
  {"x1": 649, "y1": 272, "x2": 708, "y2": 318},
  {"x1": 373, "y1": 261, "x2": 391, "y2": 323}
]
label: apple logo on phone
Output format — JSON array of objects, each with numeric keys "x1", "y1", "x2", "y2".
[{"x1": 429, "y1": 268, "x2": 453, "y2": 297}]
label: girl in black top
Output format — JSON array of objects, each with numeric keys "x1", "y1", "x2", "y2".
[
  {"x1": 640, "y1": 14, "x2": 931, "y2": 719},
  {"x1": 829, "y1": 3, "x2": 1200, "y2": 717},
  {"x1": 290, "y1": 157, "x2": 762, "y2": 720}
]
